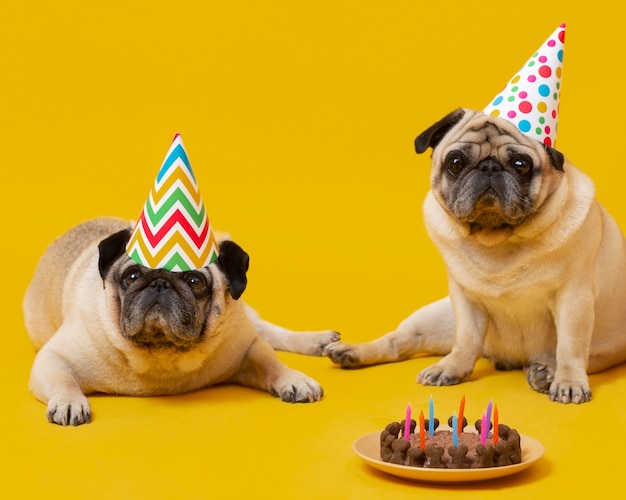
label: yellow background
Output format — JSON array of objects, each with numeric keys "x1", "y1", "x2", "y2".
[{"x1": 2, "y1": 1, "x2": 625, "y2": 498}]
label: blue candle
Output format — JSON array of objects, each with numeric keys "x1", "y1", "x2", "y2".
[
  {"x1": 452, "y1": 411, "x2": 458, "y2": 446},
  {"x1": 428, "y1": 395, "x2": 434, "y2": 436}
]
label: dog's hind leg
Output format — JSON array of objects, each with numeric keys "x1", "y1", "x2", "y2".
[
  {"x1": 243, "y1": 304, "x2": 340, "y2": 356},
  {"x1": 323, "y1": 297, "x2": 456, "y2": 367}
]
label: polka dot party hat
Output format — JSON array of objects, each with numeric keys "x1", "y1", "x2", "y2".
[
  {"x1": 126, "y1": 133, "x2": 220, "y2": 271},
  {"x1": 483, "y1": 23, "x2": 565, "y2": 147}
]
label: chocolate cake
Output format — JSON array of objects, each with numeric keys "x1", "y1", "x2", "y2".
[{"x1": 380, "y1": 417, "x2": 522, "y2": 469}]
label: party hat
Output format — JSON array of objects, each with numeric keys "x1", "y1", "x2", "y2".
[
  {"x1": 126, "y1": 133, "x2": 219, "y2": 271},
  {"x1": 483, "y1": 23, "x2": 565, "y2": 147}
]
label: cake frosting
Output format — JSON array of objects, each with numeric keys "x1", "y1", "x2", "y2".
[{"x1": 380, "y1": 416, "x2": 522, "y2": 469}]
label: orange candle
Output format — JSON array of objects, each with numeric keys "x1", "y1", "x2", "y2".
[
  {"x1": 458, "y1": 394, "x2": 466, "y2": 434},
  {"x1": 493, "y1": 406, "x2": 499, "y2": 445},
  {"x1": 419, "y1": 410, "x2": 425, "y2": 449}
]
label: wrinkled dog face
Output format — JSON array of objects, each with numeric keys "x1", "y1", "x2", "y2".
[
  {"x1": 436, "y1": 127, "x2": 540, "y2": 229},
  {"x1": 109, "y1": 261, "x2": 215, "y2": 349},
  {"x1": 416, "y1": 109, "x2": 565, "y2": 235},
  {"x1": 96, "y1": 229, "x2": 249, "y2": 351}
]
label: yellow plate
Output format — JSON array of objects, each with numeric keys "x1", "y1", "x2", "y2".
[{"x1": 353, "y1": 428, "x2": 545, "y2": 483}]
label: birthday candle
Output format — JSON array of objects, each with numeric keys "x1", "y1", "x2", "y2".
[
  {"x1": 428, "y1": 395, "x2": 434, "y2": 436},
  {"x1": 419, "y1": 410, "x2": 425, "y2": 449},
  {"x1": 458, "y1": 394, "x2": 465, "y2": 434},
  {"x1": 485, "y1": 399, "x2": 493, "y2": 436},
  {"x1": 480, "y1": 412, "x2": 487, "y2": 445},
  {"x1": 452, "y1": 411, "x2": 458, "y2": 447},
  {"x1": 404, "y1": 403, "x2": 411, "y2": 441},
  {"x1": 493, "y1": 406, "x2": 499, "y2": 445}
]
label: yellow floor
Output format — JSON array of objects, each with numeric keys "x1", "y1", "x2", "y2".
[
  {"x1": 4, "y1": 346, "x2": 626, "y2": 498},
  {"x1": 3, "y1": 1, "x2": 626, "y2": 498}
]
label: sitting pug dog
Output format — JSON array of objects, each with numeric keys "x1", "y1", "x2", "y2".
[
  {"x1": 24, "y1": 217, "x2": 339, "y2": 425},
  {"x1": 325, "y1": 108, "x2": 626, "y2": 404}
]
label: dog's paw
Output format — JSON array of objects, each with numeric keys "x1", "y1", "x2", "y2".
[
  {"x1": 526, "y1": 362, "x2": 554, "y2": 394},
  {"x1": 299, "y1": 330, "x2": 341, "y2": 356},
  {"x1": 548, "y1": 378, "x2": 592, "y2": 404},
  {"x1": 270, "y1": 370, "x2": 324, "y2": 403},
  {"x1": 417, "y1": 364, "x2": 463, "y2": 386},
  {"x1": 527, "y1": 363, "x2": 592, "y2": 403},
  {"x1": 46, "y1": 394, "x2": 92, "y2": 426},
  {"x1": 323, "y1": 341, "x2": 363, "y2": 368}
]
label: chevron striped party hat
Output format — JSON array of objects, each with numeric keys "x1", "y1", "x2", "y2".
[
  {"x1": 483, "y1": 23, "x2": 565, "y2": 147},
  {"x1": 126, "y1": 134, "x2": 219, "y2": 271}
]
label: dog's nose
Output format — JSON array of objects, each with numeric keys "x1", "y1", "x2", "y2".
[
  {"x1": 477, "y1": 157, "x2": 503, "y2": 173},
  {"x1": 150, "y1": 278, "x2": 171, "y2": 292}
]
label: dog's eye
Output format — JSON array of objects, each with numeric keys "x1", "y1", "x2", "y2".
[
  {"x1": 122, "y1": 268, "x2": 142, "y2": 289},
  {"x1": 445, "y1": 153, "x2": 466, "y2": 175},
  {"x1": 511, "y1": 155, "x2": 532, "y2": 175},
  {"x1": 184, "y1": 273, "x2": 207, "y2": 294}
]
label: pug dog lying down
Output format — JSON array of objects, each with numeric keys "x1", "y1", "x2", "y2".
[
  {"x1": 325, "y1": 108, "x2": 626, "y2": 404},
  {"x1": 24, "y1": 217, "x2": 339, "y2": 425}
]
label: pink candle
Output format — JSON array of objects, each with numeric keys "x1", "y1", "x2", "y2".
[
  {"x1": 419, "y1": 410, "x2": 425, "y2": 449},
  {"x1": 480, "y1": 412, "x2": 487, "y2": 445},
  {"x1": 485, "y1": 399, "x2": 493, "y2": 436},
  {"x1": 458, "y1": 394, "x2": 466, "y2": 434},
  {"x1": 404, "y1": 403, "x2": 411, "y2": 441}
]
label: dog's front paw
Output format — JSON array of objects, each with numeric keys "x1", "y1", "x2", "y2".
[
  {"x1": 418, "y1": 352, "x2": 475, "y2": 386},
  {"x1": 418, "y1": 366, "x2": 461, "y2": 386},
  {"x1": 270, "y1": 370, "x2": 324, "y2": 403},
  {"x1": 323, "y1": 341, "x2": 363, "y2": 368},
  {"x1": 46, "y1": 394, "x2": 92, "y2": 426},
  {"x1": 548, "y1": 377, "x2": 592, "y2": 404}
]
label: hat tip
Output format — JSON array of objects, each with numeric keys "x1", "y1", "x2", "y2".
[{"x1": 482, "y1": 24, "x2": 566, "y2": 146}]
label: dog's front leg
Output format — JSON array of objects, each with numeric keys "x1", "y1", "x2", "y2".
[
  {"x1": 546, "y1": 288, "x2": 594, "y2": 404},
  {"x1": 418, "y1": 283, "x2": 487, "y2": 386},
  {"x1": 29, "y1": 346, "x2": 92, "y2": 426},
  {"x1": 232, "y1": 337, "x2": 324, "y2": 403}
]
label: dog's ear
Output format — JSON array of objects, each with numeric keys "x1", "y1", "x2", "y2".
[
  {"x1": 542, "y1": 144, "x2": 565, "y2": 172},
  {"x1": 415, "y1": 108, "x2": 466, "y2": 154},
  {"x1": 98, "y1": 229, "x2": 132, "y2": 280},
  {"x1": 216, "y1": 240, "x2": 250, "y2": 300}
]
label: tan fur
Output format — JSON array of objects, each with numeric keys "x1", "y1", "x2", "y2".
[
  {"x1": 24, "y1": 217, "x2": 339, "y2": 425},
  {"x1": 325, "y1": 109, "x2": 626, "y2": 404}
]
